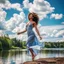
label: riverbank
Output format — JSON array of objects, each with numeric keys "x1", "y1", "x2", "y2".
[{"x1": 23, "y1": 57, "x2": 64, "y2": 64}]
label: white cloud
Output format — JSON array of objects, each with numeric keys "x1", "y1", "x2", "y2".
[
  {"x1": 36, "y1": 25, "x2": 64, "y2": 38},
  {"x1": 0, "y1": 0, "x2": 22, "y2": 11},
  {"x1": 0, "y1": 9, "x2": 6, "y2": 22},
  {"x1": 0, "y1": 9, "x2": 6, "y2": 30},
  {"x1": 52, "y1": 29, "x2": 58, "y2": 33},
  {"x1": 55, "y1": 30, "x2": 64, "y2": 37},
  {"x1": 0, "y1": 22, "x2": 6, "y2": 30},
  {"x1": 40, "y1": 25, "x2": 64, "y2": 30},
  {"x1": 12, "y1": 22, "x2": 26, "y2": 33},
  {"x1": 0, "y1": 0, "x2": 23, "y2": 30},
  {"x1": 23, "y1": 0, "x2": 55, "y2": 20},
  {"x1": 5, "y1": 12, "x2": 26, "y2": 31},
  {"x1": 61, "y1": 22, "x2": 64, "y2": 24},
  {"x1": 23, "y1": 0, "x2": 30, "y2": 8},
  {"x1": 50, "y1": 13, "x2": 63, "y2": 19}
]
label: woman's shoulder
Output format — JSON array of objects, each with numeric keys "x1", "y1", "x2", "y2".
[
  {"x1": 26, "y1": 21, "x2": 36, "y2": 26},
  {"x1": 26, "y1": 22, "x2": 29, "y2": 25},
  {"x1": 26, "y1": 22, "x2": 31, "y2": 27},
  {"x1": 32, "y1": 21, "x2": 37, "y2": 25}
]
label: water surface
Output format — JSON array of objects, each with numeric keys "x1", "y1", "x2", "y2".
[{"x1": 0, "y1": 49, "x2": 64, "y2": 64}]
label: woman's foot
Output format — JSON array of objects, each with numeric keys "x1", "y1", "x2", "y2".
[
  {"x1": 29, "y1": 48, "x2": 37, "y2": 61},
  {"x1": 32, "y1": 54, "x2": 36, "y2": 61}
]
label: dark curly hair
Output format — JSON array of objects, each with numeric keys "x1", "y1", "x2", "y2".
[{"x1": 28, "y1": 12, "x2": 39, "y2": 25}]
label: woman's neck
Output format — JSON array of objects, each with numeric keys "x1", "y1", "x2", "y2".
[{"x1": 30, "y1": 19, "x2": 33, "y2": 22}]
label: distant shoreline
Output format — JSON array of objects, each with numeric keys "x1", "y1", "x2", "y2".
[{"x1": 1, "y1": 48, "x2": 64, "y2": 52}]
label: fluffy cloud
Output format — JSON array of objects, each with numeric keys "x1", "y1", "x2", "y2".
[
  {"x1": 23, "y1": 0, "x2": 30, "y2": 8},
  {"x1": 55, "y1": 30, "x2": 64, "y2": 37},
  {"x1": 0, "y1": 0, "x2": 23, "y2": 30},
  {"x1": 0, "y1": 0, "x2": 24, "y2": 31},
  {"x1": 0, "y1": 9, "x2": 6, "y2": 30},
  {"x1": 0, "y1": 9, "x2": 6, "y2": 22},
  {"x1": 0, "y1": 22, "x2": 6, "y2": 30},
  {"x1": 50, "y1": 13, "x2": 63, "y2": 19},
  {"x1": 5, "y1": 12, "x2": 25, "y2": 30},
  {"x1": 61, "y1": 22, "x2": 64, "y2": 24},
  {"x1": 40, "y1": 25, "x2": 64, "y2": 30},
  {"x1": 23, "y1": 0, "x2": 55, "y2": 20},
  {"x1": 37, "y1": 25, "x2": 64, "y2": 38},
  {"x1": 12, "y1": 22, "x2": 26, "y2": 33},
  {"x1": 0, "y1": 0, "x2": 22, "y2": 11}
]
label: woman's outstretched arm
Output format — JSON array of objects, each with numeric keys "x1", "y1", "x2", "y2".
[
  {"x1": 17, "y1": 29, "x2": 27, "y2": 35},
  {"x1": 33, "y1": 22, "x2": 42, "y2": 40},
  {"x1": 17, "y1": 22, "x2": 29, "y2": 35}
]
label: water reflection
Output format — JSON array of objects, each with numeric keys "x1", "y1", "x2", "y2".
[{"x1": 0, "y1": 49, "x2": 64, "y2": 64}]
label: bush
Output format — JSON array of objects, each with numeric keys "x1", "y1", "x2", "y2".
[
  {"x1": 0, "y1": 41, "x2": 2, "y2": 50},
  {"x1": 0, "y1": 37, "x2": 12, "y2": 50},
  {"x1": 45, "y1": 42, "x2": 64, "y2": 48},
  {"x1": 21, "y1": 41, "x2": 26, "y2": 49}
]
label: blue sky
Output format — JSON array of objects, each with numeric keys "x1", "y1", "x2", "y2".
[
  {"x1": 4, "y1": 0, "x2": 64, "y2": 26},
  {"x1": 0, "y1": 0, "x2": 64, "y2": 42}
]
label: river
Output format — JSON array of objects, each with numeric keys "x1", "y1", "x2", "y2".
[{"x1": 0, "y1": 49, "x2": 64, "y2": 64}]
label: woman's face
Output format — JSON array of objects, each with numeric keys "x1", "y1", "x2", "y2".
[{"x1": 29, "y1": 14, "x2": 33, "y2": 20}]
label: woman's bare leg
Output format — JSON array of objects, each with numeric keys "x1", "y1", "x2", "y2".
[{"x1": 29, "y1": 48, "x2": 36, "y2": 61}]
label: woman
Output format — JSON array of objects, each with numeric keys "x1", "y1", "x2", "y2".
[{"x1": 17, "y1": 12, "x2": 42, "y2": 61}]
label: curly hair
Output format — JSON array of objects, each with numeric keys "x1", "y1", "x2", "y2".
[{"x1": 28, "y1": 12, "x2": 39, "y2": 25}]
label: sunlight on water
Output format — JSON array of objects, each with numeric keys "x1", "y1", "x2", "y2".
[{"x1": 0, "y1": 49, "x2": 64, "y2": 64}]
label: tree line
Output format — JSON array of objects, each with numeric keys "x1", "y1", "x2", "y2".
[{"x1": 0, "y1": 36, "x2": 64, "y2": 50}]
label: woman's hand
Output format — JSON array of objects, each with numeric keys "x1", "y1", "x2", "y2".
[
  {"x1": 17, "y1": 32, "x2": 21, "y2": 35},
  {"x1": 39, "y1": 36, "x2": 42, "y2": 40}
]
